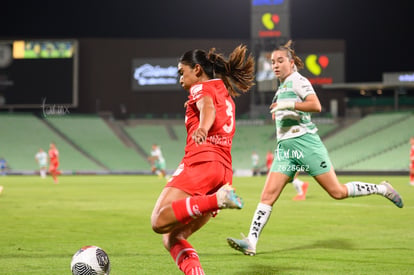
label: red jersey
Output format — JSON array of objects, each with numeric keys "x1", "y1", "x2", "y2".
[
  {"x1": 49, "y1": 148, "x2": 59, "y2": 164},
  {"x1": 183, "y1": 79, "x2": 235, "y2": 170},
  {"x1": 410, "y1": 145, "x2": 414, "y2": 167}
]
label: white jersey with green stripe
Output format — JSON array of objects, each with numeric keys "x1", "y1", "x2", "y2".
[{"x1": 274, "y1": 71, "x2": 318, "y2": 141}]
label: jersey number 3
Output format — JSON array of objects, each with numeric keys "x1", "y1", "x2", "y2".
[{"x1": 222, "y1": 99, "x2": 234, "y2": 133}]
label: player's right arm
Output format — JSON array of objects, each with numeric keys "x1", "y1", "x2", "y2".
[{"x1": 192, "y1": 95, "x2": 215, "y2": 145}]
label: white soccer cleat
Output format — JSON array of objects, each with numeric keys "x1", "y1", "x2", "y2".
[
  {"x1": 216, "y1": 183, "x2": 244, "y2": 209},
  {"x1": 381, "y1": 181, "x2": 403, "y2": 208},
  {"x1": 227, "y1": 234, "x2": 256, "y2": 256}
]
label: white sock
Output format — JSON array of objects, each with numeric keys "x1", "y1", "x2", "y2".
[
  {"x1": 247, "y1": 203, "x2": 272, "y2": 248},
  {"x1": 345, "y1": 181, "x2": 386, "y2": 197},
  {"x1": 40, "y1": 169, "x2": 46, "y2": 178},
  {"x1": 292, "y1": 178, "x2": 304, "y2": 195}
]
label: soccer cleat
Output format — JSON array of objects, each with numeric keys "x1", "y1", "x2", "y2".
[
  {"x1": 302, "y1": 182, "x2": 309, "y2": 196},
  {"x1": 216, "y1": 183, "x2": 244, "y2": 209},
  {"x1": 293, "y1": 182, "x2": 309, "y2": 201},
  {"x1": 381, "y1": 181, "x2": 403, "y2": 208},
  {"x1": 227, "y1": 235, "x2": 256, "y2": 256},
  {"x1": 292, "y1": 194, "x2": 305, "y2": 201}
]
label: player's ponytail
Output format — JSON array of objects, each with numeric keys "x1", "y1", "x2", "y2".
[
  {"x1": 221, "y1": 44, "x2": 255, "y2": 97},
  {"x1": 179, "y1": 45, "x2": 255, "y2": 97}
]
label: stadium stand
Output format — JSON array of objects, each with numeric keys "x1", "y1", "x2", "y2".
[
  {"x1": 45, "y1": 114, "x2": 148, "y2": 171},
  {"x1": 316, "y1": 123, "x2": 338, "y2": 138},
  {"x1": 345, "y1": 142, "x2": 410, "y2": 171},
  {"x1": 324, "y1": 112, "x2": 407, "y2": 151},
  {"x1": 326, "y1": 112, "x2": 413, "y2": 171},
  {"x1": 123, "y1": 122, "x2": 186, "y2": 171},
  {"x1": 0, "y1": 113, "x2": 102, "y2": 172},
  {"x1": 1, "y1": 111, "x2": 410, "y2": 174},
  {"x1": 232, "y1": 124, "x2": 275, "y2": 170}
]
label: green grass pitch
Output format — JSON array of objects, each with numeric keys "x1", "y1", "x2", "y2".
[{"x1": 0, "y1": 175, "x2": 413, "y2": 274}]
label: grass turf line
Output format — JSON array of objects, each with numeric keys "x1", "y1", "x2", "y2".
[{"x1": 0, "y1": 175, "x2": 412, "y2": 274}]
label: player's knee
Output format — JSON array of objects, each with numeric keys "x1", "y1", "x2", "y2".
[
  {"x1": 151, "y1": 219, "x2": 165, "y2": 234},
  {"x1": 152, "y1": 225, "x2": 163, "y2": 234},
  {"x1": 328, "y1": 188, "x2": 347, "y2": 200},
  {"x1": 260, "y1": 192, "x2": 278, "y2": 205},
  {"x1": 151, "y1": 216, "x2": 171, "y2": 234}
]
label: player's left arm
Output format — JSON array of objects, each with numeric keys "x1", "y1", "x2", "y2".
[
  {"x1": 193, "y1": 95, "x2": 216, "y2": 145},
  {"x1": 293, "y1": 79, "x2": 322, "y2": 113},
  {"x1": 294, "y1": 94, "x2": 321, "y2": 113},
  {"x1": 270, "y1": 94, "x2": 321, "y2": 113}
]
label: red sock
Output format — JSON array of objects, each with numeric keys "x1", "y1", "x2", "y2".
[
  {"x1": 171, "y1": 195, "x2": 218, "y2": 224},
  {"x1": 170, "y1": 239, "x2": 204, "y2": 275},
  {"x1": 410, "y1": 173, "x2": 414, "y2": 182},
  {"x1": 51, "y1": 172, "x2": 58, "y2": 182}
]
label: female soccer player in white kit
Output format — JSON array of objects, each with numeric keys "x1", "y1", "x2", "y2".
[{"x1": 227, "y1": 40, "x2": 404, "y2": 256}]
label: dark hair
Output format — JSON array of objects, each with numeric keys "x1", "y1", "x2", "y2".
[
  {"x1": 179, "y1": 45, "x2": 255, "y2": 97},
  {"x1": 273, "y1": 40, "x2": 304, "y2": 70}
]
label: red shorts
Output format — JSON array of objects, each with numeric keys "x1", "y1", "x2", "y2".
[
  {"x1": 166, "y1": 161, "x2": 233, "y2": 196},
  {"x1": 49, "y1": 161, "x2": 59, "y2": 172}
]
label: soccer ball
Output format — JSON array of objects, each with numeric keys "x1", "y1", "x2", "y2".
[{"x1": 70, "y1": 245, "x2": 111, "y2": 275}]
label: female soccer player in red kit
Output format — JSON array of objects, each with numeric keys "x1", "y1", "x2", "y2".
[
  {"x1": 48, "y1": 143, "x2": 60, "y2": 183},
  {"x1": 151, "y1": 45, "x2": 255, "y2": 275}
]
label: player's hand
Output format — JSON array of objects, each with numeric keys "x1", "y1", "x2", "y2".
[
  {"x1": 270, "y1": 101, "x2": 295, "y2": 113},
  {"x1": 192, "y1": 128, "x2": 208, "y2": 145}
]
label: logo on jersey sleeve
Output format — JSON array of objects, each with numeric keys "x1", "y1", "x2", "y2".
[{"x1": 190, "y1": 84, "x2": 203, "y2": 100}]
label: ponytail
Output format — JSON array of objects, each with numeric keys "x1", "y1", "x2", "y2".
[{"x1": 179, "y1": 45, "x2": 255, "y2": 97}]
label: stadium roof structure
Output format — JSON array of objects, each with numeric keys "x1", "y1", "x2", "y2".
[
  {"x1": 322, "y1": 71, "x2": 414, "y2": 90},
  {"x1": 322, "y1": 82, "x2": 414, "y2": 91},
  {"x1": 321, "y1": 72, "x2": 414, "y2": 111}
]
